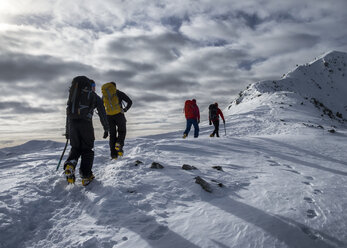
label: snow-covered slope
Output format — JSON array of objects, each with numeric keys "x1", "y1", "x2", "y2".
[
  {"x1": 226, "y1": 51, "x2": 347, "y2": 136},
  {"x1": 1, "y1": 51, "x2": 347, "y2": 248}
]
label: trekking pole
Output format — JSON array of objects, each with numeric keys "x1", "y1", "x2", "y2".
[
  {"x1": 56, "y1": 139, "x2": 68, "y2": 171},
  {"x1": 224, "y1": 122, "x2": 227, "y2": 136}
]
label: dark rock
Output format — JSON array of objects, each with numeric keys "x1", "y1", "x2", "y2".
[
  {"x1": 212, "y1": 166, "x2": 223, "y2": 171},
  {"x1": 182, "y1": 164, "x2": 197, "y2": 170},
  {"x1": 195, "y1": 176, "x2": 212, "y2": 193},
  {"x1": 135, "y1": 160, "x2": 143, "y2": 166},
  {"x1": 151, "y1": 162, "x2": 164, "y2": 169},
  {"x1": 328, "y1": 129, "x2": 336, "y2": 133}
]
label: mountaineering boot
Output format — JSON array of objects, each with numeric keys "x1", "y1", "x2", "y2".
[
  {"x1": 82, "y1": 174, "x2": 95, "y2": 186},
  {"x1": 111, "y1": 152, "x2": 118, "y2": 160},
  {"x1": 115, "y1": 143, "x2": 123, "y2": 157},
  {"x1": 64, "y1": 164, "x2": 76, "y2": 184},
  {"x1": 183, "y1": 133, "x2": 187, "y2": 139},
  {"x1": 210, "y1": 133, "x2": 214, "y2": 137}
]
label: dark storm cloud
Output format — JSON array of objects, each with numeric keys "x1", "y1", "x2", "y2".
[{"x1": 0, "y1": 101, "x2": 55, "y2": 114}]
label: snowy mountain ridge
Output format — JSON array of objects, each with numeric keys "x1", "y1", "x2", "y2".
[
  {"x1": 1, "y1": 52, "x2": 347, "y2": 248},
  {"x1": 225, "y1": 51, "x2": 347, "y2": 136}
]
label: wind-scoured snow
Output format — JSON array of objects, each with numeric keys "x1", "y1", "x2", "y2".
[{"x1": 1, "y1": 51, "x2": 347, "y2": 248}]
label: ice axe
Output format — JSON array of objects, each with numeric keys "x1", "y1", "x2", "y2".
[
  {"x1": 56, "y1": 139, "x2": 68, "y2": 171},
  {"x1": 224, "y1": 122, "x2": 226, "y2": 136}
]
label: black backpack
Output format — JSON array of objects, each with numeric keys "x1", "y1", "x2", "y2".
[
  {"x1": 67, "y1": 76, "x2": 95, "y2": 120},
  {"x1": 209, "y1": 104, "x2": 218, "y2": 120}
]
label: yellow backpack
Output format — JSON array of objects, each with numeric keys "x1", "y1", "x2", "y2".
[{"x1": 101, "y1": 82, "x2": 123, "y2": 115}]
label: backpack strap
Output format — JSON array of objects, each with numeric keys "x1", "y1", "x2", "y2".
[
  {"x1": 105, "y1": 88, "x2": 115, "y2": 111},
  {"x1": 71, "y1": 82, "x2": 78, "y2": 114}
]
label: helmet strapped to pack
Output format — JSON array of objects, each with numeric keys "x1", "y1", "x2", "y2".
[
  {"x1": 67, "y1": 76, "x2": 95, "y2": 120},
  {"x1": 101, "y1": 82, "x2": 123, "y2": 115}
]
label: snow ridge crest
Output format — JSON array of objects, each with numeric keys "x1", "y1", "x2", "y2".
[{"x1": 231, "y1": 51, "x2": 347, "y2": 119}]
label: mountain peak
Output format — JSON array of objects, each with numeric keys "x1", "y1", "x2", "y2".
[{"x1": 228, "y1": 51, "x2": 347, "y2": 135}]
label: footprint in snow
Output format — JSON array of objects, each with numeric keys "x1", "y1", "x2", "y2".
[
  {"x1": 302, "y1": 181, "x2": 313, "y2": 186},
  {"x1": 304, "y1": 197, "x2": 315, "y2": 203},
  {"x1": 267, "y1": 160, "x2": 281, "y2": 166},
  {"x1": 307, "y1": 209, "x2": 318, "y2": 219},
  {"x1": 284, "y1": 169, "x2": 301, "y2": 175},
  {"x1": 313, "y1": 189, "x2": 323, "y2": 195},
  {"x1": 284, "y1": 164, "x2": 293, "y2": 169},
  {"x1": 304, "y1": 176, "x2": 314, "y2": 180}
]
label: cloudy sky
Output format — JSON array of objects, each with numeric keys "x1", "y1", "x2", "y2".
[{"x1": 0, "y1": 0, "x2": 346, "y2": 147}]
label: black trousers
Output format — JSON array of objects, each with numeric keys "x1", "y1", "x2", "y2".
[
  {"x1": 212, "y1": 119, "x2": 220, "y2": 137},
  {"x1": 107, "y1": 113, "x2": 126, "y2": 156},
  {"x1": 65, "y1": 119, "x2": 95, "y2": 178}
]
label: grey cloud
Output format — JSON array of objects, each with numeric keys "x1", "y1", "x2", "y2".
[
  {"x1": 0, "y1": 101, "x2": 56, "y2": 114},
  {"x1": 0, "y1": 52, "x2": 95, "y2": 83},
  {"x1": 183, "y1": 48, "x2": 251, "y2": 77},
  {"x1": 161, "y1": 16, "x2": 190, "y2": 32},
  {"x1": 258, "y1": 33, "x2": 321, "y2": 55},
  {"x1": 145, "y1": 74, "x2": 198, "y2": 92},
  {"x1": 289, "y1": 33, "x2": 320, "y2": 47},
  {"x1": 134, "y1": 93, "x2": 171, "y2": 108},
  {"x1": 238, "y1": 58, "x2": 267, "y2": 71},
  {"x1": 121, "y1": 60, "x2": 157, "y2": 72},
  {"x1": 107, "y1": 32, "x2": 190, "y2": 63},
  {"x1": 14, "y1": 14, "x2": 53, "y2": 28},
  {"x1": 212, "y1": 11, "x2": 264, "y2": 30},
  {"x1": 0, "y1": 52, "x2": 138, "y2": 100},
  {"x1": 103, "y1": 69, "x2": 137, "y2": 81},
  {"x1": 105, "y1": 58, "x2": 157, "y2": 73}
]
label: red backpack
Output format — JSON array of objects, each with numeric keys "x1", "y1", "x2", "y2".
[{"x1": 184, "y1": 100, "x2": 195, "y2": 119}]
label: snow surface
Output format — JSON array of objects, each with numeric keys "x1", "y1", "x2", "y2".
[{"x1": 1, "y1": 51, "x2": 347, "y2": 248}]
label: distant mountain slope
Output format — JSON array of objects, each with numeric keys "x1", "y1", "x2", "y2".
[{"x1": 225, "y1": 51, "x2": 347, "y2": 136}]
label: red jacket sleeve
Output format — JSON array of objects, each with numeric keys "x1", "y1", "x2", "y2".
[{"x1": 218, "y1": 109, "x2": 225, "y2": 122}]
